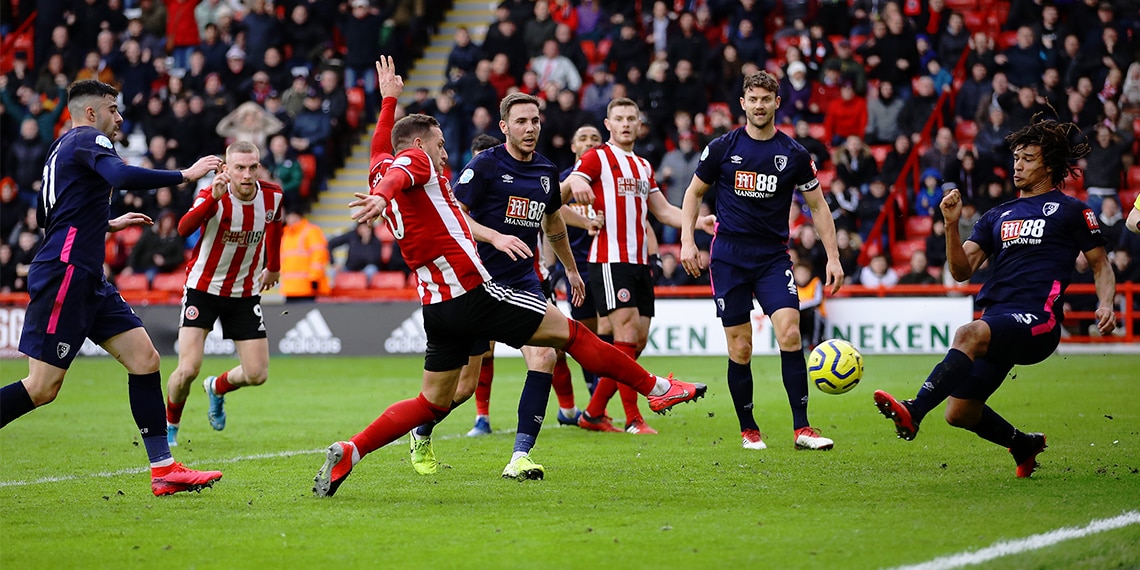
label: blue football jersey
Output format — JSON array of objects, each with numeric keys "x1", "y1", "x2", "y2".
[
  {"x1": 968, "y1": 189, "x2": 1106, "y2": 313},
  {"x1": 693, "y1": 128, "x2": 819, "y2": 244},
  {"x1": 453, "y1": 145, "x2": 562, "y2": 284},
  {"x1": 35, "y1": 126, "x2": 125, "y2": 277}
]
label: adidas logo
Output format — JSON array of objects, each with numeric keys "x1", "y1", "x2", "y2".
[
  {"x1": 279, "y1": 309, "x2": 342, "y2": 354},
  {"x1": 384, "y1": 309, "x2": 426, "y2": 354}
]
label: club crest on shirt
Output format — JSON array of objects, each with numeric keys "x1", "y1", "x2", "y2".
[
  {"x1": 1042, "y1": 202, "x2": 1059, "y2": 216},
  {"x1": 56, "y1": 342, "x2": 71, "y2": 360},
  {"x1": 774, "y1": 155, "x2": 788, "y2": 172},
  {"x1": 540, "y1": 176, "x2": 551, "y2": 194}
]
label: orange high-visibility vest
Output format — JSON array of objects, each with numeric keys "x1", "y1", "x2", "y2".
[{"x1": 280, "y1": 218, "x2": 330, "y2": 297}]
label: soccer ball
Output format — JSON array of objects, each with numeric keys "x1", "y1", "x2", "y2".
[{"x1": 808, "y1": 339, "x2": 863, "y2": 394}]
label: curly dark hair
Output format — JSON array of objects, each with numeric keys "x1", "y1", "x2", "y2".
[{"x1": 1004, "y1": 113, "x2": 1091, "y2": 188}]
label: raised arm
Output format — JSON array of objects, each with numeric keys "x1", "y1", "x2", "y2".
[
  {"x1": 371, "y1": 56, "x2": 403, "y2": 156},
  {"x1": 940, "y1": 188, "x2": 987, "y2": 281}
]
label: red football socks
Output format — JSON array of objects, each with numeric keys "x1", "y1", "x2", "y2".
[
  {"x1": 214, "y1": 372, "x2": 236, "y2": 395},
  {"x1": 165, "y1": 399, "x2": 185, "y2": 425},
  {"x1": 474, "y1": 356, "x2": 494, "y2": 416},
  {"x1": 551, "y1": 357, "x2": 576, "y2": 409},
  {"x1": 350, "y1": 393, "x2": 449, "y2": 457}
]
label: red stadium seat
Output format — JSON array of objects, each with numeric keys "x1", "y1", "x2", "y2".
[
  {"x1": 595, "y1": 39, "x2": 612, "y2": 61},
  {"x1": 151, "y1": 273, "x2": 186, "y2": 293},
  {"x1": 998, "y1": 31, "x2": 1018, "y2": 48},
  {"x1": 333, "y1": 271, "x2": 367, "y2": 291},
  {"x1": 345, "y1": 87, "x2": 365, "y2": 130},
  {"x1": 580, "y1": 40, "x2": 598, "y2": 64},
  {"x1": 117, "y1": 225, "x2": 144, "y2": 249},
  {"x1": 370, "y1": 271, "x2": 407, "y2": 289},
  {"x1": 905, "y1": 216, "x2": 933, "y2": 239},
  {"x1": 1119, "y1": 188, "x2": 1140, "y2": 212},
  {"x1": 891, "y1": 238, "x2": 925, "y2": 264},
  {"x1": 115, "y1": 273, "x2": 150, "y2": 292},
  {"x1": 816, "y1": 168, "x2": 836, "y2": 189},
  {"x1": 954, "y1": 120, "x2": 978, "y2": 145},
  {"x1": 962, "y1": 11, "x2": 985, "y2": 31},
  {"x1": 946, "y1": 0, "x2": 976, "y2": 10},
  {"x1": 1128, "y1": 166, "x2": 1140, "y2": 190},
  {"x1": 808, "y1": 123, "x2": 826, "y2": 140},
  {"x1": 776, "y1": 123, "x2": 795, "y2": 137},
  {"x1": 658, "y1": 243, "x2": 681, "y2": 260}
]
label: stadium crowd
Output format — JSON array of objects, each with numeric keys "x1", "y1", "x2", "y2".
[{"x1": 1, "y1": 0, "x2": 1138, "y2": 321}]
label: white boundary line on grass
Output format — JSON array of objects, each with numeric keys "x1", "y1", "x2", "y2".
[
  {"x1": 0, "y1": 429, "x2": 517, "y2": 488},
  {"x1": 890, "y1": 510, "x2": 1140, "y2": 570}
]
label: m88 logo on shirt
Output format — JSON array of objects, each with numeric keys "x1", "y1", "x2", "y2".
[
  {"x1": 734, "y1": 171, "x2": 778, "y2": 198},
  {"x1": 616, "y1": 177, "x2": 649, "y2": 197},
  {"x1": 1000, "y1": 218, "x2": 1045, "y2": 247},
  {"x1": 504, "y1": 195, "x2": 545, "y2": 227}
]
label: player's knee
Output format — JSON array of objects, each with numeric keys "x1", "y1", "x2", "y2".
[
  {"x1": 127, "y1": 347, "x2": 162, "y2": 375},
  {"x1": 727, "y1": 338, "x2": 753, "y2": 361},
  {"x1": 24, "y1": 376, "x2": 64, "y2": 406},
  {"x1": 532, "y1": 351, "x2": 558, "y2": 373},
  {"x1": 951, "y1": 323, "x2": 987, "y2": 355},
  {"x1": 944, "y1": 404, "x2": 980, "y2": 429},
  {"x1": 245, "y1": 368, "x2": 268, "y2": 386},
  {"x1": 775, "y1": 326, "x2": 802, "y2": 352}
]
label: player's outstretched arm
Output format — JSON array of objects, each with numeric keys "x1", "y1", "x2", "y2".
[
  {"x1": 679, "y1": 176, "x2": 711, "y2": 278},
  {"x1": 542, "y1": 210, "x2": 585, "y2": 307},
  {"x1": 371, "y1": 56, "x2": 403, "y2": 157},
  {"x1": 566, "y1": 173, "x2": 593, "y2": 205},
  {"x1": 1085, "y1": 246, "x2": 1118, "y2": 336},
  {"x1": 940, "y1": 189, "x2": 986, "y2": 281},
  {"x1": 802, "y1": 186, "x2": 845, "y2": 294},
  {"x1": 108, "y1": 212, "x2": 153, "y2": 232},
  {"x1": 558, "y1": 204, "x2": 602, "y2": 234}
]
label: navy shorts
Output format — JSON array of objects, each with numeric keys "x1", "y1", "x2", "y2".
[
  {"x1": 180, "y1": 288, "x2": 267, "y2": 340},
  {"x1": 422, "y1": 280, "x2": 548, "y2": 372},
  {"x1": 588, "y1": 262, "x2": 655, "y2": 318},
  {"x1": 951, "y1": 307, "x2": 1062, "y2": 401},
  {"x1": 709, "y1": 237, "x2": 798, "y2": 327},
  {"x1": 19, "y1": 261, "x2": 144, "y2": 369}
]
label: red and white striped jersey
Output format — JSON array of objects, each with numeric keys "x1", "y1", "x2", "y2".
[
  {"x1": 370, "y1": 147, "x2": 491, "y2": 304},
  {"x1": 570, "y1": 142, "x2": 660, "y2": 265},
  {"x1": 180, "y1": 180, "x2": 284, "y2": 297}
]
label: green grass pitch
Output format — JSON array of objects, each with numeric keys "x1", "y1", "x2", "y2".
[{"x1": 1, "y1": 353, "x2": 1138, "y2": 569}]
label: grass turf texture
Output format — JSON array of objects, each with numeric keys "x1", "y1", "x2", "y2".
[{"x1": 1, "y1": 354, "x2": 1137, "y2": 569}]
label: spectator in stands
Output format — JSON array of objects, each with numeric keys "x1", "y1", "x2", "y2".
[
  {"x1": 290, "y1": 90, "x2": 332, "y2": 187},
  {"x1": 920, "y1": 127, "x2": 960, "y2": 176},
  {"x1": 1074, "y1": 76, "x2": 1103, "y2": 125},
  {"x1": 937, "y1": 11, "x2": 970, "y2": 67},
  {"x1": 432, "y1": 91, "x2": 465, "y2": 171},
  {"x1": 282, "y1": 70, "x2": 311, "y2": 118},
  {"x1": 865, "y1": 80, "x2": 904, "y2": 145},
  {"x1": 0, "y1": 243, "x2": 16, "y2": 293},
  {"x1": 671, "y1": 59, "x2": 707, "y2": 118},
  {"x1": 580, "y1": 64, "x2": 615, "y2": 124},
  {"x1": 899, "y1": 77, "x2": 949, "y2": 143},
  {"x1": 486, "y1": 54, "x2": 517, "y2": 100},
  {"x1": 1112, "y1": 247, "x2": 1139, "y2": 284},
  {"x1": 730, "y1": 18, "x2": 766, "y2": 68},
  {"x1": 777, "y1": 61, "x2": 812, "y2": 125},
  {"x1": 445, "y1": 26, "x2": 482, "y2": 78},
  {"x1": 826, "y1": 178, "x2": 860, "y2": 234},
  {"x1": 280, "y1": 207, "x2": 329, "y2": 303},
  {"x1": 264, "y1": 134, "x2": 303, "y2": 211},
  {"x1": 879, "y1": 134, "x2": 912, "y2": 188},
  {"x1": 1100, "y1": 100, "x2": 1133, "y2": 146},
  {"x1": 75, "y1": 50, "x2": 118, "y2": 88},
  {"x1": 222, "y1": 46, "x2": 253, "y2": 102},
  {"x1": 809, "y1": 66, "x2": 843, "y2": 122},
  {"x1": 860, "y1": 253, "x2": 899, "y2": 287},
  {"x1": 1080, "y1": 27, "x2": 1131, "y2": 90},
  {"x1": 996, "y1": 27, "x2": 1049, "y2": 90},
  {"x1": 925, "y1": 218, "x2": 947, "y2": 270},
  {"x1": 141, "y1": 135, "x2": 179, "y2": 174},
  {"x1": 575, "y1": 0, "x2": 604, "y2": 40},
  {"x1": 856, "y1": 177, "x2": 889, "y2": 240},
  {"x1": 1056, "y1": 34, "x2": 1084, "y2": 89},
  {"x1": 283, "y1": 4, "x2": 329, "y2": 66},
  {"x1": 914, "y1": 169, "x2": 945, "y2": 217},
  {"x1": 974, "y1": 179, "x2": 1015, "y2": 215},
  {"x1": 924, "y1": 58, "x2": 954, "y2": 95},
  {"x1": 328, "y1": 222, "x2": 383, "y2": 281},
  {"x1": 835, "y1": 228, "x2": 861, "y2": 285},
  {"x1": 823, "y1": 82, "x2": 867, "y2": 146},
  {"x1": 864, "y1": 14, "x2": 920, "y2": 93},
  {"x1": 793, "y1": 224, "x2": 829, "y2": 279},
  {"x1": 822, "y1": 39, "x2": 866, "y2": 95},
  {"x1": 1083, "y1": 125, "x2": 1128, "y2": 216},
  {"x1": 198, "y1": 22, "x2": 230, "y2": 75},
  {"x1": 666, "y1": 11, "x2": 708, "y2": 73},
  {"x1": 531, "y1": 39, "x2": 582, "y2": 92},
  {"x1": 965, "y1": 29, "x2": 997, "y2": 75},
  {"x1": 1060, "y1": 90, "x2": 1095, "y2": 134},
  {"x1": 0, "y1": 179, "x2": 29, "y2": 241},
  {"x1": 794, "y1": 119, "x2": 830, "y2": 168},
  {"x1": 974, "y1": 106, "x2": 1012, "y2": 166},
  {"x1": 1006, "y1": 85, "x2": 1049, "y2": 132},
  {"x1": 657, "y1": 131, "x2": 701, "y2": 241},
  {"x1": 216, "y1": 100, "x2": 285, "y2": 155},
  {"x1": 643, "y1": 61, "x2": 673, "y2": 136},
  {"x1": 946, "y1": 148, "x2": 992, "y2": 205},
  {"x1": 138, "y1": 94, "x2": 174, "y2": 143},
  {"x1": 898, "y1": 249, "x2": 939, "y2": 285},
  {"x1": 550, "y1": 0, "x2": 579, "y2": 31},
  {"x1": 340, "y1": 0, "x2": 385, "y2": 112},
  {"x1": 123, "y1": 210, "x2": 184, "y2": 284},
  {"x1": 1121, "y1": 62, "x2": 1140, "y2": 113},
  {"x1": 956, "y1": 62, "x2": 990, "y2": 124},
  {"x1": 6, "y1": 119, "x2": 48, "y2": 200},
  {"x1": 834, "y1": 135, "x2": 879, "y2": 194},
  {"x1": 956, "y1": 200, "x2": 980, "y2": 243},
  {"x1": 242, "y1": 0, "x2": 278, "y2": 64},
  {"x1": 553, "y1": 24, "x2": 588, "y2": 76},
  {"x1": 165, "y1": 0, "x2": 200, "y2": 69},
  {"x1": 655, "y1": 252, "x2": 686, "y2": 287},
  {"x1": 12, "y1": 229, "x2": 42, "y2": 291},
  {"x1": 483, "y1": 15, "x2": 528, "y2": 81},
  {"x1": 606, "y1": 21, "x2": 649, "y2": 81},
  {"x1": 1099, "y1": 196, "x2": 1125, "y2": 250},
  {"x1": 524, "y1": 0, "x2": 557, "y2": 58},
  {"x1": 1038, "y1": 67, "x2": 1066, "y2": 111}
]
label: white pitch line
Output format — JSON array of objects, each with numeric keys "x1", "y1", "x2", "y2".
[
  {"x1": 890, "y1": 510, "x2": 1140, "y2": 570},
  {"x1": 0, "y1": 429, "x2": 519, "y2": 488}
]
